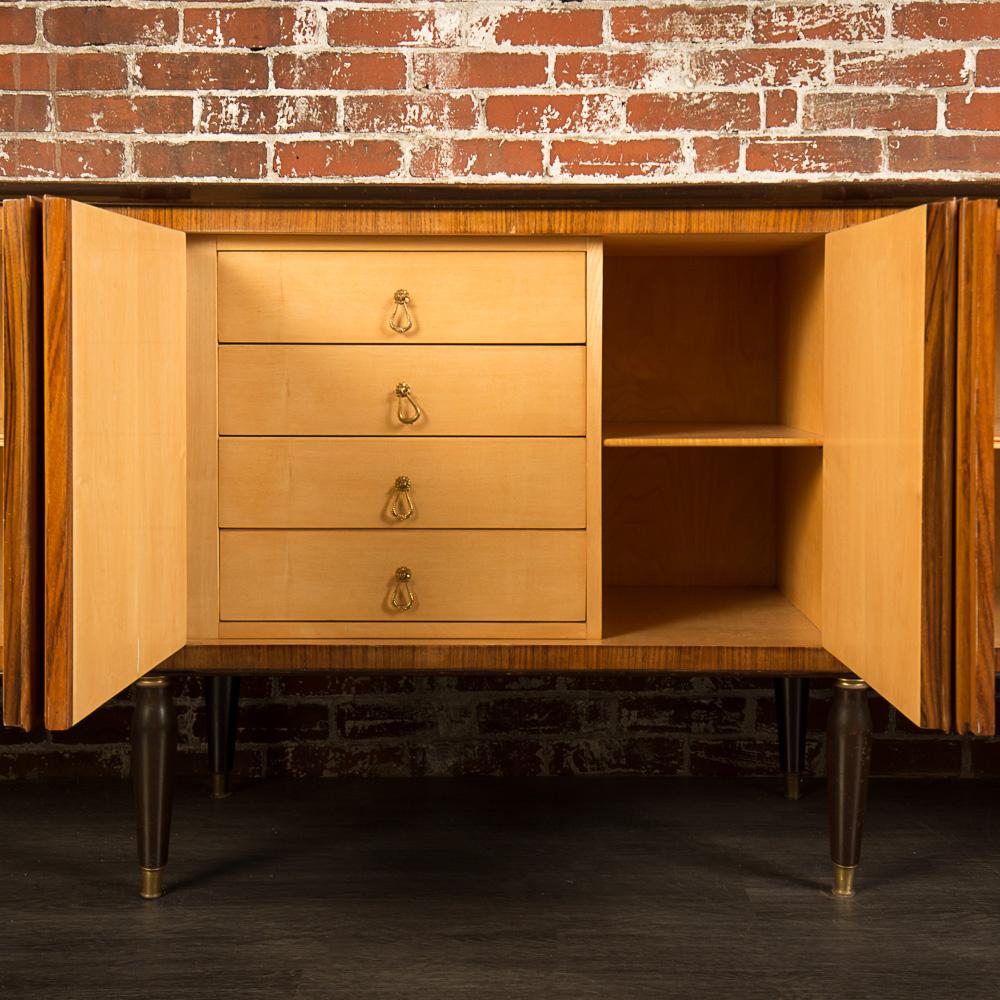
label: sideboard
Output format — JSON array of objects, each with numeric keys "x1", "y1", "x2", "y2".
[{"x1": 1, "y1": 190, "x2": 996, "y2": 900}]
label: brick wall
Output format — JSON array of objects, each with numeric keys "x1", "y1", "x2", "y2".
[
  {"x1": 1, "y1": 1, "x2": 1000, "y2": 182},
  {"x1": 3, "y1": 675, "x2": 998, "y2": 780}
]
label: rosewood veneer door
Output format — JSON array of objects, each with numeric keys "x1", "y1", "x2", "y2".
[
  {"x1": 823, "y1": 202, "x2": 956, "y2": 730},
  {"x1": 1, "y1": 197, "x2": 44, "y2": 730},
  {"x1": 954, "y1": 199, "x2": 997, "y2": 736},
  {"x1": 43, "y1": 198, "x2": 188, "y2": 729}
]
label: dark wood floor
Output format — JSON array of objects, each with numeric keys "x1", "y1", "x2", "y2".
[{"x1": 2, "y1": 777, "x2": 999, "y2": 999}]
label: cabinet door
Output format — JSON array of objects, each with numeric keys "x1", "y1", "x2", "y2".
[
  {"x1": 954, "y1": 199, "x2": 997, "y2": 735},
  {"x1": 1, "y1": 197, "x2": 43, "y2": 730},
  {"x1": 823, "y1": 203, "x2": 956, "y2": 729},
  {"x1": 43, "y1": 199, "x2": 187, "y2": 729}
]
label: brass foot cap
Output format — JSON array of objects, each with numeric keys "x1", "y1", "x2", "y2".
[
  {"x1": 140, "y1": 867, "x2": 164, "y2": 900},
  {"x1": 784, "y1": 773, "x2": 802, "y2": 801},
  {"x1": 832, "y1": 864, "x2": 857, "y2": 898},
  {"x1": 211, "y1": 773, "x2": 231, "y2": 799}
]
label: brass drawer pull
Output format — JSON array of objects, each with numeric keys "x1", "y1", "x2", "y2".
[
  {"x1": 390, "y1": 475, "x2": 415, "y2": 521},
  {"x1": 389, "y1": 289, "x2": 413, "y2": 334},
  {"x1": 391, "y1": 566, "x2": 415, "y2": 612},
  {"x1": 394, "y1": 382, "x2": 422, "y2": 425}
]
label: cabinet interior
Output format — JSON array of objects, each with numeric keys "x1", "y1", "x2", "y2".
[
  {"x1": 993, "y1": 250, "x2": 1000, "y2": 647},
  {"x1": 601, "y1": 236, "x2": 825, "y2": 646}
]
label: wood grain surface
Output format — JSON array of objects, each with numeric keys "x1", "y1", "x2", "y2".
[
  {"x1": 1, "y1": 197, "x2": 43, "y2": 730},
  {"x1": 954, "y1": 199, "x2": 997, "y2": 734}
]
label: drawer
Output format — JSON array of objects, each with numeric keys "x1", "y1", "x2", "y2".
[
  {"x1": 217, "y1": 249, "x2": 586, "y2": 344},
  {"x1": 219, "y1": 437, "x2": 587, "y2": 528},
  {"x1": 218, "y1": 345, "x2": 586, "y2": 436},
  {"x1": 219, "y1": 530, "x2": 587, "y2": 622}
]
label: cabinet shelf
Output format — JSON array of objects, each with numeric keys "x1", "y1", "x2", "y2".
[
  {"x1": 602, "y1": 423, "x2": 822, "y2": 448},
  {"x1": 601, "y1": 586, "x2": 822, "y2": 648}
]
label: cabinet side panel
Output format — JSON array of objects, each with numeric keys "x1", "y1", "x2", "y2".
[
  {"x1": 2, "y1": 197, "x2": 43, "y2": 730},
  {"x1": 186, "y1": 238, "x2": 219, "y2": 639},
  {"x1": 66, "y1": 202, "x2": 187, "y2": 727},
  {"x1": 586, "y1": 238, "x2": 602, "y2": 638},
  {"x1": 823, "y1": 205, "x2": 936, "y2": 727},
  {"x1": 955, "y1": 200, "x2": 996, "y2": 734}
]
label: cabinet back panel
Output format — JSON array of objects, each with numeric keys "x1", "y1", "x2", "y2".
[
  {"x1": 602, "y1": 448, "x2": 777, "y2": 587},
  {"x1": 776, "y1": 448, "x2": 823, "y2": 629},
  {"x1": 603, "y1": 256, "x2": 776, "y2": 424}
]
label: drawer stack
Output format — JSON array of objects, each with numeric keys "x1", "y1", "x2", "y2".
[{"x1": 215, "y1": 244, "x2": 593, "y2": 632}]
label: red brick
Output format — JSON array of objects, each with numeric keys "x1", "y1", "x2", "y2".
[
  {"x1": 199, "y1": 95, "x2": 339, "y2": 134},
  {"x1": 619, "y1": 696, "x2": 747, "y2": 734},
  {"x1": 478, "y1": 8, "x2": 604, "y2": 46},
  {"x1": 410, "y1": 138, "x2": 543, "y2": 178},
  {"x1": 805, "y1": 93, "x2": 938, "y2": 130},
  {"x1": 765, "y1": 89, "x2": 798, "y2": 128},
  {"x1": 0, "y1": 7, "x2": 36, "y2": 45},
  {"x1": 946, "y1": 92, "x2": 1000, "y2": 131},
  {"x1": 555, "y1": 51, "x2": 685, "y2": 89},
  {"x1": 412, "y1": 52, "x2": 548, "y2": 90},
  {"x1": 628, "y1": 92, "x2": 759, "y2": 132},
  {"x1": 0, "y1": 94, "x2": 50, "y2": 132},
  {"x1": 137, "y1": 52, "x2": 267, "y2": 90},
  {"x1": 693, "y1": 136, "x2": 741, "y2": 171},
  {"x1": 185, "y1": 7, "x2": 318, "y2": 47},
  {"x1": 747, "y1": 137, "x2": 882, "y2": 173},
  {"x1": 135, "y1": 140, "x2": 266, "y2": 179},
  {"x1": 343, "y1": 95, "x2": 477, "y2": 133},
  {"x1": 486, "y1": 94, "x2": 619, "y2": 134},
  {"x1": 0, "y1": 138, "x2": 123, "y2": 178},
  {"x1": 273, "y1": 52, "x2": 406, "y2": 90},
  {"x1": 894, "y1": 3, "x2": 1000, "y2": 40},
  {"x1": 752, "y1": 3, "x2": 885, "y2": 41},
  {"x1": 612, "y1": 4, "x2": 748, "y2": 42},
  {"x1": 834, "y1": 49, "x2": 969, "y2": 86},
  {"x1": 43, "y1": 6, "x2": 177, "y2": 46},
  {"x1": 549, "y1": 139, "x2": 683, "y2": 178},
  {"x1": 327, "y1": 8, "x2": 453, "y2": 46},
  {"x1": 690, "y1": 47, "x2": 826, "y2": 86},
  {"x1": 273, "y1": 140, "x2": 402, "y2": 178},
  {"x1": 0, "y1": 52, "x2": 127, "y2": 91},
  {"x1": 57, "y1": 95, "x2": 192, "y2": 134},
  {"x1": 979, "y1": 49, "x2": 1000, "y2": 85},
  {"x1": 889, "y1": 135, "x2": 1000, "y2": 173}
]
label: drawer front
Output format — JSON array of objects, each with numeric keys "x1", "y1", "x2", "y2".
[
  {"x1": 218, "y1": 345, "x2": 586, "y2": 436},
  {"x1": 219, "y1": 530, "x2": 587, "y2": 622},
  {"x1": 217, "y1": 250, "x2": 586, "y2": 344},
  {"x1": 219, "y1": 437, "x2": 587, "y2": 528}
]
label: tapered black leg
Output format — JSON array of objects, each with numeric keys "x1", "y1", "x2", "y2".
[
  {"x1": 132, "y1": 676, "x2": 177, "y2": 900},
  {"x1": 827, "y1": 677, "x2": 872, "y2": 898},
  {"x1": 204, "y1": 676, "x2": 241, "y2": 799},
  {"x1": 774, "y1": 677, "x2": 810, "y2": 800}
]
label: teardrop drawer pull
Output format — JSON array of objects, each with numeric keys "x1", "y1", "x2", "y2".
[
  {"x1": 388, "y1": 289, "x2": 413, "y2": 334},
  {"x1": 391, "y1": 566, "x2": 415, "y2": 612},
  {"x1": 394, "y1": 382, "x2": 422, "y2": 425},
  {"x1": 390, "y1": 476, "x2": 415, "y2": 521}
]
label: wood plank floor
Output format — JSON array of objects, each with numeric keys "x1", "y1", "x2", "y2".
[{"x1": 2, "y1": 777, "x2": 1000, "y2": 999}]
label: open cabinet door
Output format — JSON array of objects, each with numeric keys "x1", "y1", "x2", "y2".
[
  {"x1": 2, "y1": 197, "x2": 44, "y2": 730},
  {"x1": 44, "y1": 199, "x2": 187, "y2": 730},
  {"x1": 954, "y1": 199, "x2": 997, "y2": 735},
  {"x1": 824, "y1": 203, "x2": 956, "y2": 730}
]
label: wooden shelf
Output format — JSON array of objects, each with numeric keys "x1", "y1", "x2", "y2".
[
  {"x1": 602, "y1": 423, "x2": 823, "y2": 448},
  {"x1": 602, "y1": 586, "x2": 823, "y2": 648}
]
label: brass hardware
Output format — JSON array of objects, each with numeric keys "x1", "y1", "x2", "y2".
[
  {"x1": 389, "y1": 289, "x2": 413, "y2": 334},
  {"x1": 390, "y1": 475, "x2": 415, "y2": 521},
  {"x1": 832, "y1": 864, "x2": 857, "y2": 898},
  {"x1": 834, "y1": 677, "x2": 868, "y2": 690},
  {"x1": 135, "y1": 675, "x2": 170, "y2": 689},
  {"x1": 211, "y1": 773, "x2": 231, "y2": 799},
  {"x1": 140, "y1": 867, "x2": 164, "y2": 900},
  {"x1": 784, "y1": 773, "x2": 801, "y2": 801},
  {"x1": 391, "y1": 566, "x2": 415, "y2": 611},
  {"x1": 394, "y1": 382, "x2": 422, "y2": 425}
]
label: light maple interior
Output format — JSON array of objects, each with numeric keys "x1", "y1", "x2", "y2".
[{"x1": 601, "y1": 239, "x2": 825, "y2": 645}]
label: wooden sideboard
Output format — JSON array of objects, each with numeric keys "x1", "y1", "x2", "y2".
[{"x1": 1, "y1": 192, "x2": 997, "y2": 899}]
